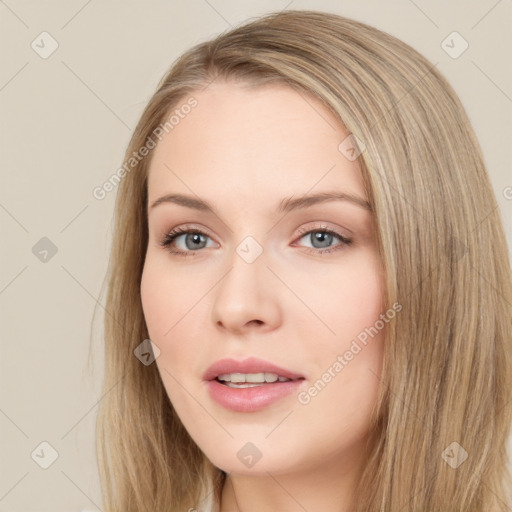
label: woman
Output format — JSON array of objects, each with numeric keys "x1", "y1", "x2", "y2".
[{"x1": 96, "y1": 10, "x2": 512, "y2": 512}]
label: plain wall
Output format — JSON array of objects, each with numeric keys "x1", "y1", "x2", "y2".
[{"x1": 1, "y1": 1, "x2": 511, "y2": 510}]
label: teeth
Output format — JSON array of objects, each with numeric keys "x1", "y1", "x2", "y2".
[
  {"x1": 217, "y1": 372, "x2": 291, "y2": 384},
  {"x1": 225, "y1": 382, "x2": 263, "y2": 388}
]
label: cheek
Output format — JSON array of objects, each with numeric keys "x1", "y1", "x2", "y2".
[
  {"x1": 297, "y1": 312, "x2": 385, "y2": 456},
  {"x1": 140, "y1": 254, "x2": 210, "y2": 384},
  {"x1": 293, "y1": 252, "x2": 385, "y2": 426},
  {"x1": 288, "y1": 250, "x2": 384, "y2": 350},
  {"x1": 140, "y1": 259, "x2": 168, "y2": 339},
  {"x1": 140, "y1": 253, "x2": 201, "y2": 340},
  {"x1": 335, "y1": 266, "x2": 384, "y2": 340},
  {"x1": 140, "y1": 259, "x2": 198, "y2": 410}
]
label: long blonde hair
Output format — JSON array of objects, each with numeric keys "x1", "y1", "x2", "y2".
[{"x1": 95, "y1": 10, "x2": 512, "y2": 511}]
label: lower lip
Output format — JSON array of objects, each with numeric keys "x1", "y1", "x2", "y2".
[{"x1": 206, "y1": 379, "x2": 305, "y2": 412}]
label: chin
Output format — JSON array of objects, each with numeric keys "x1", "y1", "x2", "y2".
[{"x1": 201, "y1": 440, "x2": 305, "y2": 476}]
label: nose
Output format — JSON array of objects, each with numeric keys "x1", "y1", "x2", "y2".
[{"x1": 211, "y1": 246, "x2": 282, "y2": 335}]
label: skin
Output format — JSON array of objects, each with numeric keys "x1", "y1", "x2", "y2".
[{"x1": 140, "y1": 81, "x2": 385, "y2": 512}]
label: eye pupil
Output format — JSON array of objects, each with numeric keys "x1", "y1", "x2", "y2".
[
  {"x1": 186, "y1": 233, "x2": 207, "y2": 249},
  {"x1": 311, "y1": 231, "x2": 333, "y2": 248}
]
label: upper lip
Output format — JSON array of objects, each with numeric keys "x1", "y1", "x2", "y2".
[{"x1": 203, "y1": 357, "x2": 305, "y2": 381}]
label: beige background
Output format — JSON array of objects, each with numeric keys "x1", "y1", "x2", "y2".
[{"x1": 1, "y1": 1, "x2": 511, "y2": 510}]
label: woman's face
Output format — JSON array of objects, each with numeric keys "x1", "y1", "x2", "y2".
[{"x1": 141, "y1": 81, "x2": 385, "y2": 477}]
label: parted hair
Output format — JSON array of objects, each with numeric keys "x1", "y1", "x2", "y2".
[{"x1": 95, "y1": 9, "x2": 512, "y2": 511}]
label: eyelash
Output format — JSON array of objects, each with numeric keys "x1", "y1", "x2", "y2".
[{"x1": 159, "y1": 225, "x2": 352, "y2": 258}]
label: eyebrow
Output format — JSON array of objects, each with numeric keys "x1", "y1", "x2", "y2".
[{"x1": 149, "y1": 191, "x2": 372, "y2": 214}]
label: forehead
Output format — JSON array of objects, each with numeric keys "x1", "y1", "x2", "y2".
[{"x1": 146, "y1": 81, "x2": 366, "y2": 208}]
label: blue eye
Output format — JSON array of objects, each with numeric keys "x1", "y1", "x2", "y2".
[
  {"x1": 160, "y1": 227, "x2": 215, "y2": 257},
  {"x1": 295, "y1": 227, "x2": 352, "y2": 255},
  {"x1": 160, "y1": 226, "x2": 352, "y2": 257}
]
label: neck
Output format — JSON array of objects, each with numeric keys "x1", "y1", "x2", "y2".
[{"x1": 219, "y1": 446, "x2": 364, "y2": 512}]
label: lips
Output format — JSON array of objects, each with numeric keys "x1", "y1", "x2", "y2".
[
  {"x1": 203, "y1": 357, "x2": 306, "y2": 412},
  {"x1": 202, "y1": 357, "x2": 305, "y2": 382}
]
